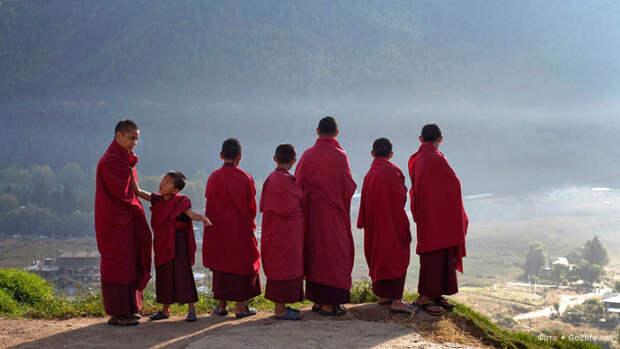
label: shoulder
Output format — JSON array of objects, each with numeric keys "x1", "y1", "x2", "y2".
[
  {"x1": 236, "y1": 167, "x2": 254, "y2": 183},
  {"x1": 207, "y1": 168, "x2": 223, "y2": 182},
  {"x1": 176, "y1": 194, "x2": 192, "y2": 207},
  {"x1": 177, "y1": 194, "x2": 191, "y2": 203},
  {"x1": 98, "y1": 152, "x2": 118, "y2": 168}
]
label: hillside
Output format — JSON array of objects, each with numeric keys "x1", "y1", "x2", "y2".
[{"x1": 1, "y1": 1, "x2": 618, "y2": 104}]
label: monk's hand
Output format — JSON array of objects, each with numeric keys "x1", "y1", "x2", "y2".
[{"x1": 201, "y1": 215, "x2": 213, "y2": 226}]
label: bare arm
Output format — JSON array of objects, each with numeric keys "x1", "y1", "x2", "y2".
[
  {"x1": 184, "y1": 208, "x2": 212, "y2": 226},
  {"x1": 130, "y1": 171, "x2": 152, "y2": 201}
]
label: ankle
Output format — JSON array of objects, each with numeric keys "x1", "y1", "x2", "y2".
[
  {"x1": 274, "y1": 303, "x2": 287, "y2": 314},
  {"x1": 235, "y1": 303, "x2": 248, "y2": 313}
]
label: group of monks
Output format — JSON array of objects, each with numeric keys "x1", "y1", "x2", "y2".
[{"x1": 95, "y1": 117, "x2": 468, "y2": 326}]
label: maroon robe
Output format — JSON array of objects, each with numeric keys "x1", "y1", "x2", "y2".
[
  {"x1": 95, "y1": 140, "x2": 152, "y2": 316},
  {"x1": 260, "y1": 168, "x2": 304, "y2": 303},
  {"x1": 408, "y1": 142, "x2": 468, "y2": 297},
  {"x1": 150, "y1": 193, "x2": 198, "y2": 305},
  {"x1": 203, "y1": 163, "x2": 261, "y2": 301},
  {"x1": 357, "y1": 158, "x2": 411, "y2": 299},
  {"x1": 295, "y1": 136, "x2": 356, "y2": 304}
]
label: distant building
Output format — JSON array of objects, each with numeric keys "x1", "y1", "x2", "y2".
[
  {"x1": 551, "y1": 257, "x2": 570, "y2": 266},
  {"x1": 602, "y1": 294, "x2": 620, "y2": 314},
  {"x1": 26, "y1": 251, "x2": 100, "y2": 295}
]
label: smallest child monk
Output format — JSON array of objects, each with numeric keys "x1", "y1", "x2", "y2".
[
  {"x1": 131, "y1": 170, "x2": 212, "y2": 322},
  {"x1": 357, "y1": 138, "x2": 412, "y2": 314},
  {"x1": 260, "y1": 144, "x2": 304, "y2": 320}
]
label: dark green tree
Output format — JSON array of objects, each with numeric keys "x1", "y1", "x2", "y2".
[
  {"x1": 524, "y1": 242, "x2": 547, "y2": 276},
  {"x1": 575, "y1": 262, "x2": 604, "y2": 284},
  {"x1": 550, "y1": 263, "x2": 569, "y2": 285},
  {"x1": 0, "y1": 193, "x2": 19, "y2": 213},
  {"x1": 582, "y1": 236, "x2": 608, "y2": 267}
]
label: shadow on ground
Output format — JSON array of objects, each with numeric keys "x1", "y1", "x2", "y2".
[{"x1": 10, "y1": 304, "x2": 485, "y2": 349}]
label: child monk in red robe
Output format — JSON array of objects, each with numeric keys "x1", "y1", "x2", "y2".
[
  {"x1": 357, "y1": 138, "x2": 412, "y2": 314},
  {"x1": 95, "y1": 119, "x2": 152, "y2": 326},
  {"x1": 408, "y1": 124, "x2": 468, "y2": 316},
  {"x1": 131, "y1": 170, "x2": 212, "y2": 322},
  {"x1": 203, "y1": 138, "x2": 261, "y2": 319},
  {"x1": 295, "y1": 116, "x2": 357, "y2": 316},
  {"x1": 260, "y1": 144, "x2": 304, "y2": 321}
]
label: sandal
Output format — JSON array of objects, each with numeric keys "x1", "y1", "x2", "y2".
[
  {"x1": 235, "y1": 306, "x2": 257, "y2": 319},
  {"x1": 433, "y1": 297, "x2": 455, "y2": 311},
  {"x1": 414, "y1": 302, "x2": 444, "y2": 317},
  {"x1": 126, "y1": 313, "x2": 142, "y2": 320},
  {"x1": 107, "y1": 317, "x2": 139, "y2": 326},
  {"x1": 186, "y1": 311, "x2": 197, "y2": 322},
  {"x1": 287, "y1": 306, "x2": 301, "y2": 313},
  {"x1": 318, "y1": 305, "x2": 347, "y2": 317},
  {"x1": 275, "y1": 307, "x2": 303, "y2": 320},
  {"x1": 213, "y1": 305, "x2": 228, "y2": 316},
  {"x1": 148, "y1": 311, "x2": 170, "y2": 321}
]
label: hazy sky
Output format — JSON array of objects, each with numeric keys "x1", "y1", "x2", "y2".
[{"x1": 1, "y1": 1, "x2": 619, "y2": 195}]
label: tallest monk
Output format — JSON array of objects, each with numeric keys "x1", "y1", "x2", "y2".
[
  {"x1": 95, "y1": 120, "x2": 152, "y2": 326},
  {"x1": 295, "y1": 116, "x2": 357, "y2": 316},
  {"x1": 409, "y1": 124, "x2": 468, "y2": 317}
]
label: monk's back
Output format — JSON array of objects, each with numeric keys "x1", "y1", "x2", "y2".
[
  {"x1": 295, "y1": 136, "x2": 356, "y2": 291},
  {"x1": 203, "y1": 164, "x2": 259, "y2": 275}
]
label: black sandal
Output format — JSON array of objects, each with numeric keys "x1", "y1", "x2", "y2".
[
  {"x1": 318, "y1": 305, "x2": 347, "y2": 317},
  {"x1": 148, "y1": 311, "x2": 170, "y2": 321},
  {"x1": 433, "y1": 297, "x2": 455, "y2": 311},
  {"x1": 213, "y1": 305, "x2": 228, "y2": 316},
  {"x1": 414, "y1": 302, "x2": 444, "y2": 316},
  {"x1": 389, "y1": 307, "x2": 412, "y2": 315}
]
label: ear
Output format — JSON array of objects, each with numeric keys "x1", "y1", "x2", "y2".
[
  {"x1": 273, "y1": 155, "x2": 278, "y2": 163},
  {"x1": 334, "y1": 129, "x2": 339, "y2": 137},
  {"x1": 387, "y1": 152, "x2": 394, "y2": 160},
  {"x1": 316, "y1": 128, "x2": 321, "y2": 136},
  {"x1": 371, "y1": 150, "x2": 376, "y2": 158},
  {"x1": 418, "y1": 136, "x2": 424, "y2": 143},
  {"x1": 236, "y1": 154, "x2": 242, "y2": 163},
  {"x1": 291, "y1": 158, "x2": 297, "y2": 166},
  {"x1": 171, "y1": 188, "x2": 180, "y2": 195},
  {"x1": 219, "y1": 153, "x2": 225, "y2": 160},
  {"x1": 115, "y1": 131, "x2": 122, "y2": 140},
  {"x1": 437, "y1": 136, "x2": 443, "y2": 145}
]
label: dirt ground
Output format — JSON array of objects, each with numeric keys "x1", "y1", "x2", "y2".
[{"x1": 1, "y1": 304, "x2": 488, "y2": 349}]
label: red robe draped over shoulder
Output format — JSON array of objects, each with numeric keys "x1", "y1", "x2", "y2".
[
  {"x1": 357, "y1": 158, "x2": 411, "y2": 282},
  {"x1": 260, "y1": 168, "x2": 304, "y2": 281},
  {"x1": 295, "y1": 136, "x2": 357, "y2": 290},
  {"x1": 202, "y1": 163, "x2": 260, "y2": 275},
  {"x1": 408, "y1": 142, "x2": 468, "y2": 272},
  {"x1": 95, "y1": 140, "x2": 152, "y2": 289},
  {"x1": 150, "y1": 194, "x2": 196, "y2": 267}
]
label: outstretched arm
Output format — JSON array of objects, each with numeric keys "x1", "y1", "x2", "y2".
[
  {"x1": 130, "y1": 171, "x2": 152, "y2": 201},
  {"x1": 184, "y1": 208, "x2": 213, "y2": 226}
]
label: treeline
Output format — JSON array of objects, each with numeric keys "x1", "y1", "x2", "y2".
[
  {"x1": 0, "y1": 163, "x2": 210, "y2": 238},
  {"x1": 2, "y1": 0, "x2": 612, "y2": 105}
]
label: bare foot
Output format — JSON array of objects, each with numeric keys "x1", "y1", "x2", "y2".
[
  {"x1": 377, "y1": 297, "x2": 392, "y2": 305},
  {"x1": 389, "y1": 300, "x2": 410, "y2": 311},
  {"x1": 274, "y1": 303, "x2": 287, "y2": 316}
]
